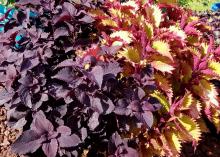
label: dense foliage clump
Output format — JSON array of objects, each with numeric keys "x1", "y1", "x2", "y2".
[
  {"x1": 0, "y1": 0, "x2": 219, "y2": 157},
  {"x1": 196, "y1": 10, "x2": 220, "y2": 45},
  {"x1": 0, "y1": 0, "x2": 157, "y2": 156},
  {"x1": 91, "y1": 0, "x2": 220, "y2": 156}
]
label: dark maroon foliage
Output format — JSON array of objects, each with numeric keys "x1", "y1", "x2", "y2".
[
  {"x1": 0, "y1": 0, "x2": 158, "y2": 157},
  {"x1": 196, "y1": 10, "x2": 220, "y2": 45}
]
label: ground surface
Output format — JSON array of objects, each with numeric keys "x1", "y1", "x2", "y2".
[{"x1": 0, "y1": 107, "x2": 20, "y2": 157}]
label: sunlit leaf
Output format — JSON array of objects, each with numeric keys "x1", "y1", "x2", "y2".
[
  {"x1": 121, "y1": 0, "x2": 139, "y2": 11},
  {"x1": 165, "y1": 131, "x2": 181, "y2": 156},
  {"x1": 201, "y1": 43, "x2": 209, "y2": 56},
  {"x1": 178, "y1": 114, "x2": 201, "y2": 141},
  {"x1": 154, "y1": 73, "x2": 173, "y2": 99},
  {"x1": 200, "y1": 79, "x2": 219, "y2": 108},
  {"x1": 144, "y1": 22, "x2": 154, "y2": 39},
  {"x1": 151, "y1": 91, "x2": 170, "y2": 113},
  {"x1": 152, "y1": 40, "x2": 173, "y2": 61},
  {"x1": 157, "y1": 0, "x2": 178, "y2": 4},
  {"x1": 109, "y1": 8, "x2": 122, "y2": 18},
  {"x1": 146, "y1": 5, "x2": 162, "y2": 27},
  {"x1": 169, "y1": 26, "x2": 186, "y2": 40},
  {"x1": 208, "y1": 61, "x2": 220, "y2": 76},
  {"x1": 151, "y1": 61, "x2": 175, "y2": 73},
  {"x1": 101, "y1": 19, "x2": 118, "y2": 27},
  {"x1": 212, "y1": 109, "x2": 220, "y2": 133},
  {"x1": 110, "y1": 31, "x2": 134, "y2": 44},
  {"x1": 118, "y1": 47, "x2": 140, "y2": 63},
  {"x1": 181, "y1": 92, "x2": 193, "y2": 109}
]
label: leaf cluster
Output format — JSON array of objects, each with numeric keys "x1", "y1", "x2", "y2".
[
  {"x1": 91, "y1": 0, "x2": 220, "y2": 156},
  {"x1": 0, "y1": 0, "x2": 159, "y2": 157},
  {"x1": 0, "y1": 0, "x2": 220, "y2": 157}
]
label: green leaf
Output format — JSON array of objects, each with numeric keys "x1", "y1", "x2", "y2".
[
  {"x1": 101, "y1": 19, "x2": 117, "y2": 27},
  {"x1": 200, "y1": 79, "x2": 219, "y2": 108},
  {"x1": 169, "y1": 26, "x2": 186, "y2": 40},
  {"x1": 151, "y1": 91, "x2": 170, "y2": 113},
  {"x1": 145, "y1": 5, "x2": 162, "y2": 27},
  {"x1": 152, "y1": 40, "x2": 173, "y2": 61},
  {"x1": 201, "y1": 43, "x2": 209, "y2": 56},
  {"x1": 208, "y1": 61, "x2": 220, "y2": 76},
  {"x1": 118, "y1": 47, "x2": 140, "y2": 63},
  {"x1": 144, "y1": 22, "x2": 154, "y2": 39},
  {"x1": 110, "y1": 31, "x2": 133, "y2": 44},
  {"x1": 165, "y1": 131, "x2": 181, "y2": 156},
  {"x1": 178, "y1": 114, "x2": 201, "y2": 141},
  {"x1": 181, "y1": 92, "x2": 193, "y2": 109},
  {"x1": 154, "y1": 73, "x2": 173, "y2": 99},
  {"x1": 151, "y1": 61, "x2": 175, "y2": 73}
]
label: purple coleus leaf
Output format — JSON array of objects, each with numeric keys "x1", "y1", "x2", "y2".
[
  {"x1": 5, "y1": 65, "x2": 17, "y2": 90},
  {"x1": 90, "y1": 97, "x2": 103, "y2": 113},
  {"x1": 63, "y1": 2, "x2": 77, "y2": 17},
  {"x1": 88, "y1": 111, "x2": 99, "y2": 130},
  {"x1": 125, "y1": 147, "x2": 139, "y2": 157},
  {"x1": 100, "y1": 45, "x2": 121, "y2": 55},
  {"x1": 53, "y1": 11, "x2": 72, "y2": 24},
  {"x1": 91, "y1": 65, "x2": 104, "y2": 88},
  {"x1": 0, "y1": 89, "x2": 14, "y2": 106},
  {"x1": 101, "y1": 98, "x2": 115, "y2": 114},
  {"x1": 42, "y1": 139, "x2": 58, "y2": 157},
  {"x1": 127, "y1": 96, "x2": 155, "y2": 128},
  {"x1": 108, "y1": 132, "x2": 139, "y2": 157},
  {"x1": 55, "y1": 59, "x2": 76, "y2": 69},
  {"x1": 58, "y1": 134, "x2": 81, "y2": 148},
  {"x1": 109, "y1": 132, "x2": 123, "y2": 148},
  {"x1": 57, "y1": 126, "x2": 71, "y2": 135},
  {"x1": 90, "y1": 96, "x2": 115, "y2": 114},
  {"x1": 20, "y1": 57, "x2": 40, "y2": 72},
  {"x1": 134, "y1": 111, "x2": 154, "y2": 129},
  {"x1": 11, "y1": 111, "x2": 53, "y2": 155},
  {"x1": 102, "y1": 61, "x2": 122, "y2": 76},
  {"x1": 18, "y1": 86, "x2": 32, "y2": 108},
  {"x1": 54, "y1": 27, "x2": 69, "y2": 39},
  {"x1": 11, "y1": 130, "x2": 46, "y2": 154},
  {"x1": 114, "y1": 99, "x2": 129, "y2": 116},
  {"x1": 31, "y1": 110, "x2": 54, "y2": 135},
  {"x1": 12, "y1": 110, "x2": 81, "y2": 156},
  {"x1": 79, "y1": 15, "x2": 94, "y2": 23},
  {"x1": 136, "y1": 87, "x2": 145, "y2": 100},
  {"x1": 52, "y1": 68, "x2": 77, "y2": 83}
]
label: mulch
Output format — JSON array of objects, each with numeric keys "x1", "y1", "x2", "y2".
[{"x1": 0, "y1": 107, "x2": 20, "y2": 157}]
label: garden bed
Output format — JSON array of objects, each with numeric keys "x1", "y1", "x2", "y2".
[{"x1": 0, "y1": 0, "x2": 220, "y2": 157}]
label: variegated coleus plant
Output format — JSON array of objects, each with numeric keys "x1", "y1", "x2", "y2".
[{"x1": 85, "y1": 0, "x2": 220, "y2": 156}]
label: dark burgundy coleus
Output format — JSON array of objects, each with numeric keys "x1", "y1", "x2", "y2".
[
  {"x1": 0, "y1": 0, "x2": 160, "y2": 156},
  {"x1": 11, "y1": 111, "x2": 81, "y2": 157},
  {"x1": 108, "y1": 132, "x2": 139, "y2": 157}
]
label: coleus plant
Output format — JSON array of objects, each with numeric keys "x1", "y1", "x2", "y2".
[
  {"x1": 0, "y1": 0, "x2": 100, "y2": 128},
  {"x1": 0, "y1": 0, "x2": 161, "y2": 157},
  {"x1": 90, "y1": 0, "x2": 220, "y2": 156}
]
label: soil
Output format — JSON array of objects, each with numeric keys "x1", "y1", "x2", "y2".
[{"x1": 0, "y1": 107, "x2": 21, "y2": 157}]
